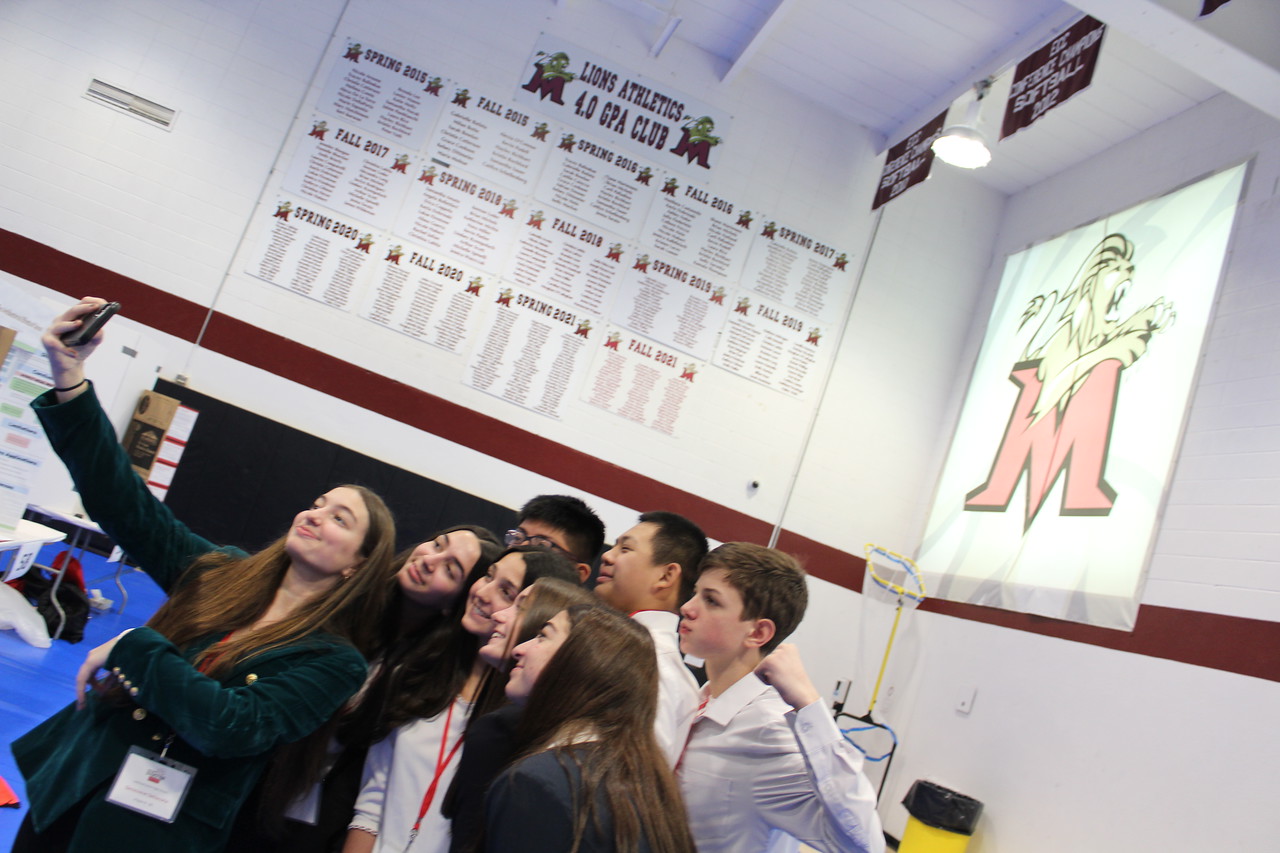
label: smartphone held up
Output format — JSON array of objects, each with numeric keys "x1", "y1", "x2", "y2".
[{"x1": 61, "y1": 301, "x2": 121, "y2": 347}]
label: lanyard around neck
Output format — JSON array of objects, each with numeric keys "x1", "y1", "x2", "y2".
[
  {"x1": 406, "y1": 700, "x2": 465, "y2": 850},
  {"x1": 195, "y1": 631, "x2": 236, "y2": 674}
]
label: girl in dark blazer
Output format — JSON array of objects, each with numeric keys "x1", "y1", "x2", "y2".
[
  {"x1": 484, "y1": 604, "x2": 696, "y2": 853},
  {"x1": 11, "y1": 298, "x2": 399, "y2": 853},
  {"x1": 443, "y1": 576, "x2": 598, "y2": 853},
  {"x1": 340, "y1": 547, "x2": 580, "y2": 853}
]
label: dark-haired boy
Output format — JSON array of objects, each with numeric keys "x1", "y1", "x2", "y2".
[
  {"x1": 677, "y1": 543, "x2": 884, "y2": 853},
  {"x1": 507, "y1": 494, "x2": 605, "y2": 583},
  {"x1": 595, "y1": 511, "x2": 707, "y2": 765}
]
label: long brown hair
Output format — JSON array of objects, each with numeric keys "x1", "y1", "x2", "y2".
[
  {"x1": 465, "y1": 555, "x2": 585, "y2": 722},
  {"x1": 354, "y1": 544, "x2": 580, "y2": 745},
  {"x1": 441, "y1": 576, "x2": 597, "y2": 845},
  {"x1": 371, "y1": 524, "x2": 504, "y2": 657},
  {"x1": 117, "y1": 486, "x2": 395, "y2": 836},
  {"x1": 262, "y1": 521, "x2": 496, "y2": 835},
  {"x1": 515, "y1": 604, "x2": 696, "y2": 853},
  {"x1": 143, "y1": 484, "x2": 398, "y2": 673}
]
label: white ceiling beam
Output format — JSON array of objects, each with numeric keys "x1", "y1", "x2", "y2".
[
  {"x1": 722, "y1": 0, "x2": 797, "y2": 85},
  {"x1": 1070, "y1": 0, "x2": 1280, "y2": 121}
]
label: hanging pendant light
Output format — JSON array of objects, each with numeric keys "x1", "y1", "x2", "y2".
[{"x1": 932, "y1": 78, "x2": 994, "y2": 169}]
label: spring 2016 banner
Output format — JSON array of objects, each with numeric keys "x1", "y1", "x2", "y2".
[{"x1": 917, "y1": 164, "x2": 1245, "y2": 630}]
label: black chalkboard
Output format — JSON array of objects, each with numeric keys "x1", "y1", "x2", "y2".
[{"x1": 154, "y1": 379, "x2": 514, "y2": 553}]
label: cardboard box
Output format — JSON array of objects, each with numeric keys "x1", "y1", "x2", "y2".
[{"x1": 122, "y1": 390, "x2": 181, "y2": 479}]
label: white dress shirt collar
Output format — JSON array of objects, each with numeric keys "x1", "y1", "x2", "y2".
[{"x1": 700, "y1": 671, "x2": 770, "y2": 727}]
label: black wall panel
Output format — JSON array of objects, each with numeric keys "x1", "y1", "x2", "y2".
[{"x1": 154, "y1": 379, "x2": 514, "y2": 553}]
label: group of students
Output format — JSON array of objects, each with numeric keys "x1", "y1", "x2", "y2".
[{"x1": 10, "y1": 298, "x2": 884, "y2": 853}]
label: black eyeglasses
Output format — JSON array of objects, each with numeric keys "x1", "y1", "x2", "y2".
[{"x1": 504, "y1": 528, "x2": 576, "y2": 561}]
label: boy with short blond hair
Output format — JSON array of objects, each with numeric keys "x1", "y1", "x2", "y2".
[{"x1": 677, "y1": 542, "x2": 884, "y2": 853}]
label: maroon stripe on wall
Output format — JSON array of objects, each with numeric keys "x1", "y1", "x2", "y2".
[
  {"x1": 5, "y1": 227, "x2": 1276, "y2": 684},
  {"x1": 920, "y1": 599, "x2": 1280, "y2": 682},
  {"x1": 0, "y1": 230, "x2": 207, "y2": 342}
]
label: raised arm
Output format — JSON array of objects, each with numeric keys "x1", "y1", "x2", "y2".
[
  {"x1": 756, "y1": 645, "x2": 885, "y2": 853},
  {"x1": 43, "y1": 297, "x2": 108, "y2": 404},
  {"x1": 36, "y1": 298, "x2": 233, "y2": 590}
]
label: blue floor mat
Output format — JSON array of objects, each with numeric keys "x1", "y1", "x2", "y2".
[{"x1": 0, "y1": 543, "x2": 165, "y2": 846}]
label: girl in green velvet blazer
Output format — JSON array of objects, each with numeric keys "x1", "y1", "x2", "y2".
[{"x1": 11, "y1": 298, "x2": 399, "y2": 853}]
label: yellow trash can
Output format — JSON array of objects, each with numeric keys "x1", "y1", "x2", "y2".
[
  {"x1": 900, "y1": 815, "x2": 973, "y2": 852},
  {"x1": 899, "y1": 780, "x2": 982, "y2": 853}
]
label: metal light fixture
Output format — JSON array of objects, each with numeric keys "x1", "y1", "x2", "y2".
[{"x1": 932, "y1": 78, "x2": 993, "y2": 169}]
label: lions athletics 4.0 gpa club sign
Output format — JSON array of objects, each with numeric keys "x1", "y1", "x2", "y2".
[
  {"x1": 514, "y1": 35, "x2": 732, "y2": 177},
  {"x1": 918, "y1": 165, "x2": 1246, "y2": 630}
]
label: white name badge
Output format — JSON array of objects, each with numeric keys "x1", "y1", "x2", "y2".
[{"x1": 105, "y1": 745, "x2": 197, "y2": 823}]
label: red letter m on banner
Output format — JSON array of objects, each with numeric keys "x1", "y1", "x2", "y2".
[{"x1": 964, "y1": 360, "x2": 1122, "y2": 530}]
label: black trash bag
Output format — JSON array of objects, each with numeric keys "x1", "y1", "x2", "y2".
[
  {"x1": 902, "y1": 780, "x2": 983, "y2": 836},
  {"x1": 21, "y1": 569, "x2": 91, "y2": 644}
]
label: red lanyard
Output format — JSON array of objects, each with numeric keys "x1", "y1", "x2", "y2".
[
  {"x1": 676, "y1": 695, "x2": 711, "y2": 771},
  {"x1": 407, "y1": 701, "x2": 465, "y2": 849},
  {"x1": 195, "y1": 631, "x2": 235, "y2": 674}
]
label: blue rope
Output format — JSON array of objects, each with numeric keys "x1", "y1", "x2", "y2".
[
  {"x1": 865, "y1": 546, "x2": 926, "y2": 603},
  {"x1": 841, "y1": 721, "x2": 898, "y2": 762}
]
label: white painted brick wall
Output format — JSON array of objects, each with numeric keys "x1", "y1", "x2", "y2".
[{"x1": 6, "y1": 5, "x2": 1280, "y2": 852}]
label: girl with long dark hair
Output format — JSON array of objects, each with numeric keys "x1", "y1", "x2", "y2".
[
  {"x1": 342, "y1": 546, "x2": 579, "y2": 853},
  {"x1": 235, "y1": 525, "x2": 503, "y2": 851},
  {"x1": 444, "y1": 576, "x2": 597, "y2": 853},
  {"x1": 485, "y1": 604, "x2": 697, "y2": 853}
]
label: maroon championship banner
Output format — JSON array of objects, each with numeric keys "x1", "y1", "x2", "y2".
[
  {"x1": 1001, "y1": 16, "x2": 1106, "y2": 140},
  {"x1": 872, "y1": 110, "x2": 946, "y2": 210}
]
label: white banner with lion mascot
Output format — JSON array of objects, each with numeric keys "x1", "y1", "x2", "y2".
[{"x1": 918, "y1": 164, "x2": 1246, "y2": 630}]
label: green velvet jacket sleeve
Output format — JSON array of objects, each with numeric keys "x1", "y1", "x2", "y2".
[
  {"x1": 106, "y1": 626, "x2": 367, "y2": 759},
  {"x1": 32, "y1": 384, "x2": 243, "y2": 591}
]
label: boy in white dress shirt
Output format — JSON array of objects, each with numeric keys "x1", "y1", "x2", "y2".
[
  {"x1": 594, "y1": 511, "x2": 707, "y2": 766},
  {"x1": 677, "y1": 542, "x2": 885, "y2": 853}
]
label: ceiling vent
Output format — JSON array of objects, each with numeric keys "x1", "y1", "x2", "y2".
[{"x1": 85, "y1": 79, "x2": 177, "y2": 130}]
